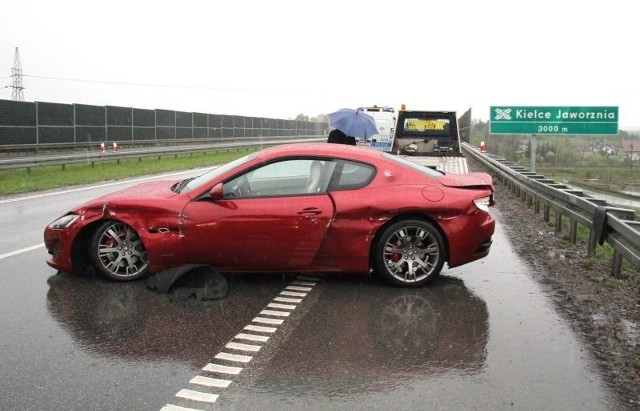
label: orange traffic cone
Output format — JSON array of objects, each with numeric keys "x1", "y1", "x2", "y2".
[
  {"x1": 480, "y1": 141, "x2": 486, "y2": 153},
  {"x1": 112, "y1": 142, "x2": 118, "y2": 152},
  {"x1": 99, "y1": 142, "x2": 105, "y2": 153}
]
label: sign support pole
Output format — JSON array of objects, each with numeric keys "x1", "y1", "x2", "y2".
[{"x1": 530, "y1": 135, "x2": 537, "y2": 173}]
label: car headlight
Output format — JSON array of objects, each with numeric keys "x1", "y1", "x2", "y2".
[
  {"x1": 48, "y1": 213, "x2": 79, "y2": 229},
  {"x1": 473, "y1": 196, "x2": 492, "y2": 212}
]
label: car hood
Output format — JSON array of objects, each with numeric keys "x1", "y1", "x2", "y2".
[
  {"x1": 439, "y1": 172, "x2": 493, "y2": 189},
  {"x1": 79, "y1": 180, "x2": 179, "y2": 207}
]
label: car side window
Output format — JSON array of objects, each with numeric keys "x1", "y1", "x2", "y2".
[
  {"x1": 329, "y1": 160, "x2": 376, "y2": 191},
  {"x1": 222, "y1": 159, "x2": 335, "y2": 198}
]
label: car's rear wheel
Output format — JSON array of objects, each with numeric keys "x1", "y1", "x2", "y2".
[
  {"x1": 373, "y1": 219, "x2": 445, "y2": 287},
  {"x1": 90, "y1": 220, "x2": 149, "y2": 281}
]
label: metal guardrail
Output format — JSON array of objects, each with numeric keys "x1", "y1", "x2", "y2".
[
  {"x1": 0, "y1": 136, "x2": 325, "y2": 171},
  {"x1": 462, "y1": 142, "x2": 640, "y2": 278}
]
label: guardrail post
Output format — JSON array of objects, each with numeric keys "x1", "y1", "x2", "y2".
[
  {"x1": 612, "y1": 250, "x2": 623, "y2": 278},
  {"x1": 555, "y1": 210, "x2": 563, "y2": 232},
  {"x1": 569, "y1": 220, "x2": 578, "y2": 243},
  {"x1": 543, "y1": 204, "x2": 550, "y2": 222},
  {"x1": 588, "y1": 230, "x2": 598, "y2": 257}
]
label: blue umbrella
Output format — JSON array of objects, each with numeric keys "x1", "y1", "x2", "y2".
[{"x1": 328, "y1": 108, "x2": 378, "y2": 139}]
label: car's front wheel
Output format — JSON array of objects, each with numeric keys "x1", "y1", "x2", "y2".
[
  {"x1": 373, "y1": 219, "x2": 445, "y2": 287},
  {"x1": 90, "y1": 220, "x2": 149, "y2": 281}
]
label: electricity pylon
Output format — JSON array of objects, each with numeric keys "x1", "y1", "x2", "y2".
[{"x1": 11, "y1": 47, "x2": 25, "y2": 101}]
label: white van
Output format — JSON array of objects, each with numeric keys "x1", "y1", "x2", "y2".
[{"x1": 358, "y1": 106, "x2": 396, "y2": 152}]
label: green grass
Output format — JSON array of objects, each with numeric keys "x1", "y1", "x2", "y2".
[
  {"x1": 0, "y1": 147, "x2": 258, "y2": 196},
  {"x1": 543, "y1": 200, "x2": 640, "y2": 293}
]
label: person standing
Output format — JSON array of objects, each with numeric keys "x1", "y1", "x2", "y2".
[{"x1": 327, "y1": 129, "x2": 356, "y2": 145}]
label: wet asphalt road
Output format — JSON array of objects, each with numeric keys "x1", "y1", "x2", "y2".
[{"x1": 0, "y1": 173, "x2": 626, "y2": 411}]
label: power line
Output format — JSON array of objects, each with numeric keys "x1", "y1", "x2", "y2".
[{"x1": 22, "y1": 74, "x2": 280, "y2": 93}]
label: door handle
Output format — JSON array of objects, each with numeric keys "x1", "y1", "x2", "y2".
[{"x1": 297, "y1": 207, "x2": 322, "y2": 216}]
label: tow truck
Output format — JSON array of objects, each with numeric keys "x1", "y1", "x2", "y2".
[
  {"x1": 354, "y1": 104, "x2": 470, "y2": 173},
  {"x1": 392, "y1": 105, "x2": 469, "y2": 173},
  {"x1": 393, "y1": 105, "x2": 462, "y2": 156}
]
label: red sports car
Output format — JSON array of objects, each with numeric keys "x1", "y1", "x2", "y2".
[{"x1": 44, "y1": 143, "x2": 495, "y2": 287}]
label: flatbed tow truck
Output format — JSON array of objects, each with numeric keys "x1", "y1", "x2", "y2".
[
  {"x1": 393, "y1": 105, "x2": 469, "y2": 174},
  {"x1": 355, "y1": 105, "x2": 471, "y2": 174}
]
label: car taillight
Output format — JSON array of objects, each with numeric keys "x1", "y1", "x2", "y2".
[{"x1": 473, "y1": 196, "x2": 492, "y2": 212}]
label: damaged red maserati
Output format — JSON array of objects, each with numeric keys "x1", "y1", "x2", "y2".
[{"x1": 44, "y1": 143, "x2": 495, "y2": 287}]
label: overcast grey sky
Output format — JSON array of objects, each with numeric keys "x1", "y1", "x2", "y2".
[{"x1": 1, "y1": 0, "x2": 638, "y2": 128}]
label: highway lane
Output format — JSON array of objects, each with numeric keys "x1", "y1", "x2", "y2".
[
  {"x1": 0, "y1": 168, "x2": 208, "y2": 258},
  {"x1": 0, "y1": 175, "x2": 628, "y2": 411},
  {"x1": 1, "y1": 249, "x2": 291, "y2": 411},
  {"x1": 212, "y1": 210, "x2": 621, "y2": 411}
]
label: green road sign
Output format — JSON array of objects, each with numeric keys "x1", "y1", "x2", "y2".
[{"x1": 490, "y1": 106, "x2": 619, "y2": 135}]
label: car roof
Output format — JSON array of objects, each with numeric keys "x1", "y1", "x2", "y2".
[{"x1": 259, "y1": 142, "x2": 384, "y2": 162}]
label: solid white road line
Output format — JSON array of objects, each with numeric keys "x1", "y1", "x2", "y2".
[
  {"x1": 0, "y1": 168, "x2": 211, "y2": 205},
  {"x1": 0, "y1": 244, "x2": 44, "y2": 261}
]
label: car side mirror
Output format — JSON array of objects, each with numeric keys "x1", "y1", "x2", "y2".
[{"x1": 209, "y1": 183, "x2": 224, "y2": 199}]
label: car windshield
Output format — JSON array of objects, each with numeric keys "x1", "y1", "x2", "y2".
[
  {"x1": 180, "y1": 152, "x2": 258, "y2": 194},
  {"x1": 381, "y1": 152, "x2": 444, "y2": 177}
]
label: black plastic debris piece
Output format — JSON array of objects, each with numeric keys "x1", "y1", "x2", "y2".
[{"x1": 145, "y1": 264, "x2": 228, "y2": 300}]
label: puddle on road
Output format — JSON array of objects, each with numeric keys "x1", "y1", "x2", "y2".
[{"x1": 230, "y1": 207, "x2": 623, "y2": 411}]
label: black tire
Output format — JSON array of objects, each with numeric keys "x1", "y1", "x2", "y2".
[
  {"x1": 373, "y1": 219, "x2": 445, "y2": 287},
  {"x1": 90, "y1": 220, "x2": 149, "y2": 281}
]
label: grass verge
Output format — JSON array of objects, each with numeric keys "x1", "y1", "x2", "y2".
[{"x1": 0, "y1": 148, "x2": 257, "y2": 197}]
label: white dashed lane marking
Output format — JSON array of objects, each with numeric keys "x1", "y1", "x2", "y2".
[
  {"x1": 235, "y1": 333, "x2": 269, "y2": 342},
  {"x1": 225, "y1": 342, "x2": 261, "y2": 352},
  {"x1": 202, "y1": 363, "x2": 242, "y2": 375},
  {"x1": 175, "y1": 389, "x2": 219, "y2": 404},
  {"x1": 274, "y1": 296, "x2": 302, "y2": 303},
  {"x1": 161, "y1": 404, "x2": 202, "y2": 411},
  {"x1": 244, "y1": 324, "x2": 276, "y2": 333},
  {"x1": 215, "y1": 352, "x2": 252, "y2": 363},
  {"x1": 252, "y1": 316, "x2": 284, "y2": 325},
  {"x1": 259, "y1": 309, "x2": 290, "y2": 317},
  {"x1": 190, "y1": 376, "x2": 232, "y2": 388},
  {"x1": 161, "y1": 275, "x2": 319, "y2": 410}
]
